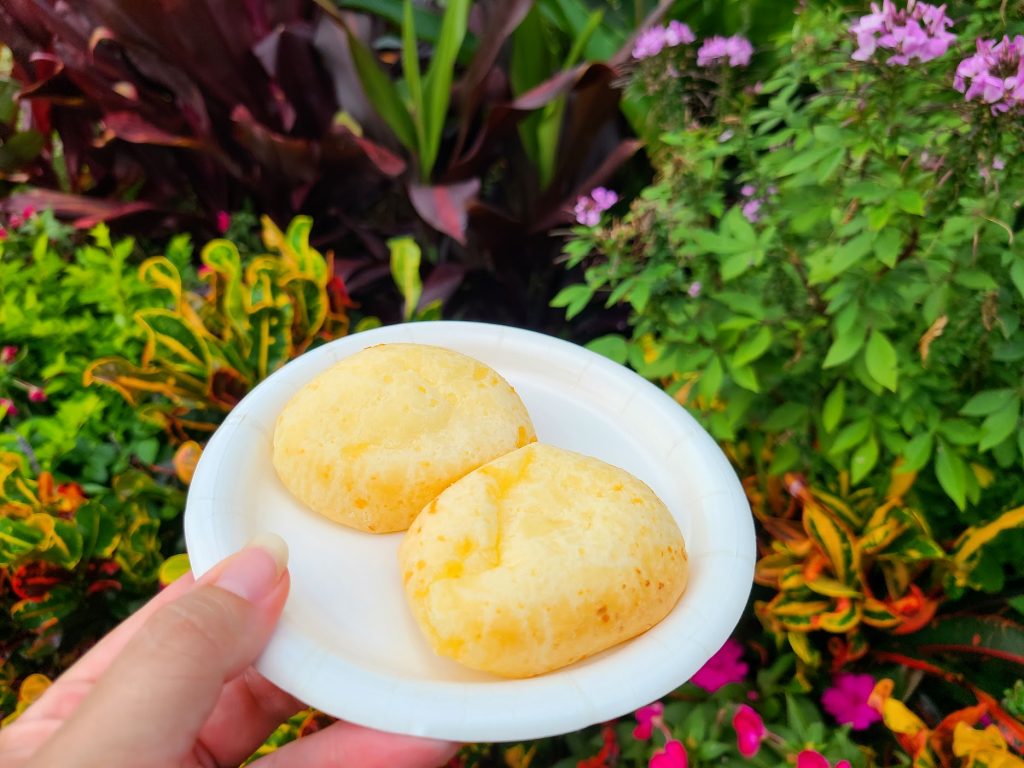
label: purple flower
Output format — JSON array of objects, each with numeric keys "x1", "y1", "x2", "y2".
[
  {"x1": 822, "y1": 673, "x2": 883, "y2": 730},
  {"x1": 850, "y1": 0, "x2": 956, "y2": 65},
  {"x1": 632, "y1": 21, "x2": 695, "y2": 60},
  {"x1": 741, "y1": 199, "x2": 763, "y2": 223},
  {"x1": 688, "y1": 281, "x2": 702, "y2": 298},
  {"x1": 955, "y1": 36, "x2": 1024, "y2": 114},
  {"x1": 740, "y1": 184, "x2": 757, "y2": 197},
  {"x1": 697, "y1": 35, "x2": 754, "y2": 67},
  {"x1": 573, "y1": 187, "x2": 619, "y2": 227},
  {"x1": 691, "y1": 638, "x2": 748, "y2": 691}
]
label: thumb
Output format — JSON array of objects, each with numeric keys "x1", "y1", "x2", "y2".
[{"x1": 31, "y1": 535, "x2": 290, "y2": 768}]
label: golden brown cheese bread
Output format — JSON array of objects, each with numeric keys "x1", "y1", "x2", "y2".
[
  {"x1": 398, "y1": 443, "x2": 688, "y2": 677},
  {"x1": 272, "y1": 343, "x2": 536, "y2": 533}
]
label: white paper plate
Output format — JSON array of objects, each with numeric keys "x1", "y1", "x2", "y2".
[{"x1": 185, "y1": 321, "x2": 755, "y2": 743}]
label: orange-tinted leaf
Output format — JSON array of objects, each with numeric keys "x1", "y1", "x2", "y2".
[{"x1": 173, "y1": 441, "x2": 202, "y2": 486}]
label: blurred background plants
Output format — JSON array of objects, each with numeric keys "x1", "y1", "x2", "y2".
[{"x1": 2, "y1": 0, "x2": 1024, "y2": 766}]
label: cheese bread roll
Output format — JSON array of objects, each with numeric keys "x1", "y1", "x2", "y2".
[
  {"x1": 399, "y1": 443, "x2": 687, "y2": 677},
  {"x1": 273, "y1": 343, "x2": 536, "y2": 533}
]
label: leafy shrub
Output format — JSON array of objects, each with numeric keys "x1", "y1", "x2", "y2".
[{"x1": 0, "y1": 213, "x2": 352, "y2": 721}]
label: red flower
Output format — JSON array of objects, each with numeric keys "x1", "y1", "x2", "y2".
[
  {"x1": 27, "y1": 386, "x2": 47, "y2": 403},
  {"x1": 650, "y1": 739, "x2": 687, "y2": 768},
  {"x1": 216, "y1": 210, "x2": 231, "y2": 234},
  {"x1": 578, "y1": 725, "x2": 619, "y2": 768},
  {"x1": 1, "y1": 345, "x2": 16, "y2": 364},
  {"x1": 0, "y1": 398, "x2": 16, "y2": 418},
  {"x1": 22, "y1": 205, "x2": 36, "y2": 219},
  {"x1": 732, "y1": 705, "x2": 766, "y2": 757}
]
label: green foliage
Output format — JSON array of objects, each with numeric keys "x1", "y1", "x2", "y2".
[{"x1": 561, "y1": 4, "x2": 1024, "y2": 539}]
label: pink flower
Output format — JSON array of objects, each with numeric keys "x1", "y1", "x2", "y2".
[
  {"x1": 633, "y1": 702, "x2": 664, "y2": 740},
  {"x1": 22, "y1": 205, "x2": 35, "y2": 219},
  {"x1": 697, "y1": 35, "x2": 753, "y2": 67},
  {"x1": 0, "y1": 398, "x2": 16, "y2": 418},
  {"x1": 1, "y1": 346, "x2": 17, "y2": 364},
  {"x1": 822, "y1": 673, "x2": 883, "y2": 730},
  {"x1": 955, "y1": 36, "x2": 1024, "y2": 114},
  {"x1": 573, "y1": 187, "x2": 619, "y2": 227},
  {"x1": 692, "y1": 637, "x2": 748, "y2": 691},
  {"x1": 665, "y1": 21, "x2": 696, "y2": 47},
  {"x1": 741, "y1": 199, "x2": 763, "y2": 223},
  {"x1": 9, "y1": 215, "x2": 22, "y2": 229},
  {"x1": 797, "y1": 750, "x2": 851, "y2": 768},
  {"x1": 850, "y1": 0, "x2": 955, "y2": 65},
  {"x1": 0, "y1": 226, "x2": 7, "y2": 240},
  {"x1": 216, "y1": 210, "x2": 231, "y2": 234},
  {"x1": 740, "y1": 184, "x2": 757, "y2": 197},
  {"x1": 650, "y1": 739, "x2": 688, "y2": 768},
  {"x1": 732, "y1": 705, "x2": 766, "y2": 757},
  {"x1": 632, "y1": 21, "x2": 694, "y2": 60},
  {"x1": 27, "y1": 386, "x2": 47, "y2": 403},
  {"x1": 688, "y1": 281, "x2": 702, "y2": 298}
]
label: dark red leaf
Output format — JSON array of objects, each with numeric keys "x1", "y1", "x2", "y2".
[
  {"x1": 0, "y1": 189, "x2": 157, "y2": 228},
  {"x1": 10, "y1": 562, "x2": 68, "y2": 601},
  {"x1": 408, "y1": 178, "x2": 481, "y2": 244},
  {"x1": 419, "y1": 263, "x2": 466, "y2": 310},
  {"x1": 99, "y1": 112, "x2": 207, "y2": 149},
  {"x1": 208, "y1": 367, "x2": 249, "y2": 409}
]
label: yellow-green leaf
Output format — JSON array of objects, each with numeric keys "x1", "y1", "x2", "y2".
[
  {"x1": 804, "y1": 499, "x2": 860, "y2": 584},
  {"x1": 819, "y1": 600, "x2": 862, "y2": 633},
  {"x1": 807, "y1": 576, "x2": 862, "y2": 598},
  {"x1": 158, "y1": 553, "x2": 192, "y2": 587},
  {"x1": 389, "y1": 237, "x2": 423, "y2": 322}
]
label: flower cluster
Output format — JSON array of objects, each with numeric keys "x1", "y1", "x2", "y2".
[
  {"x1": 573, "y1": 187, "x2": 619, "y2": 227},
  {"x1": 849, "y1": 0, "x2": 956, "y2": 65},
  {"x1": 632, "y1": 21, "x2": 696, "y2": 61},
  {"x1": 697, "y1": 35, "x2": 754, "y2": 68},
  {"x1": 955, "y1": 36, "x2": 1024, "y2": 114}
]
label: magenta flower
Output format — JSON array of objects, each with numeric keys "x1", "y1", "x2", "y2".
[
  {"x1": 22, "y1": 205, "x2": 35, "y2": 219},
  {"x1": 691, "y1": 638, "x2": 748, "y2": 691},
  {"x1": 732, "y1": 705, "x2": 766, "y2": 758},
  {"x1": 573, "y1": 187, "x2": 619, "y2": 227},
  {"x1": 1, "y1": 346, "x2": 17, "y2": 364},
  {"x1": 822, "y1": 673, "x2": 883, "y2": 730},
  {"x1": 849, "y1": 0, "x2": 955, "y2": 66},
  {"x1": 697, "y1": 35, "x2": 753, "y2": 67},
  {"x1": 797, "y1": 750, "x2": 851, "y2": 768},
  {"x1": 955, "y1": 36, "x2": 1024, "y2": 114},
  {"x1": 650, "y1": 739, "x2": 688, "y2": 768},
  {"x1": 632, "y1": 21, "x2": 695, "y2": 60},
  {"x1": 8, "y1": 214, "x2": 23, "y2": 229},
  {"x1": 633, "y1": 702, "x2": 664, "y2": 740},
  {"x1": 0, "y1": 226, "x2": 7, "y2": 240},
  {"x1": 27, "y1": 386, "x2": 47, "y2": 403},
  {"x1": 216, "y1": 211, "x2": 231, "y2": 234},
  {"x1": 0, "y1": 398, "x2": 16, "y2": 418}
]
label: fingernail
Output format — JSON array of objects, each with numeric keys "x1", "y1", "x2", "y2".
[{"x1": 214, "y1": 533, "x2": 289, "y2": 602}]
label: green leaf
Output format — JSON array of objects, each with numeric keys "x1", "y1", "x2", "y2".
[
  {"x1": 979, "y1": 397, "x2": 1021, "y2": 452},
  {"x1": 954, "y1": 269, "x2": 999, "y2": 291},
  {"x1": 1010, "y1": 260, "x2": 1024, "y2": 301},
  {"x1": 730, "y1": 363, "x2": 761, "y2": 393},
  {"x1": 961, "y1": 389, "x2": 1016, "y2": 417},
  {"x1": 585, "y1": 335, "x2": 628, "y2": 364},
  {"x1": 699, "y1": 356, "x2": 724, "y2": 401},
  {"x1": 763, "y1": 402, "x2": 808, "y2": 432},
  {"x1": 347, "y1": 31, "x2": 418, "y2": 155},
  {"x1": 935, "y1": 440, "x2": 967, "y2": 511},
  {"x1": 823, "y1": 322, "x2": 866, "y2": 368},
  {"x1": 893, "y1": 189, "x2": 925, "y2": 215},
  {"x1": 875, "y1": 229, "x2": 901, "y2": 268},
  {"x1": 864, "y1": 330, "x2": 898, "y2": 391},
  {"x1": 732, "y1": 326, "x2": 772, "y2": 367},
  {"x1": 831, "y1": 418, "x2": 872, "y2": 454},
  {"x1": 402, "y1": 0, "x2": 428, "y2": 161},
  {"x1": 421, "y1": 0, "x2": 470, "y2": 176},
  {"x1": 851, "y1": 434, "x2": 879, "y2": 484},
  {"x1": 938, "y1": 419, "x2": 980, "y2": 446},
  {"x1": 822, "y1": 382, "x2": 846, "y2": 433},
  {"x1": 388, "y1": 237, "x2": 423, "y2": 321},
  {"x1": 550, "y1": 284, "x2": 593, "y2": 320}
]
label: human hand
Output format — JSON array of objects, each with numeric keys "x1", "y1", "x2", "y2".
[{"x1": 0, "y1": 535, "x2": 459, "y2": 768}]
